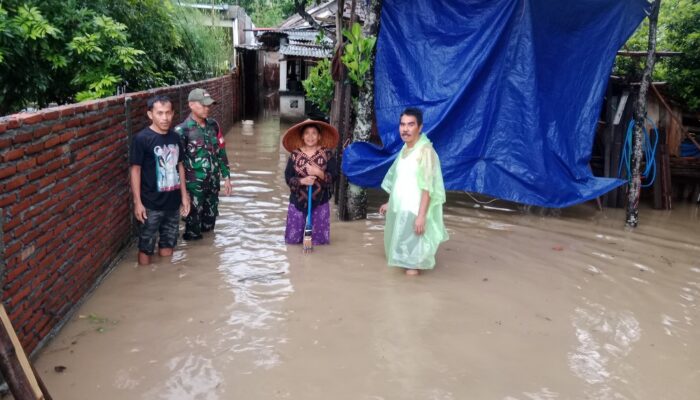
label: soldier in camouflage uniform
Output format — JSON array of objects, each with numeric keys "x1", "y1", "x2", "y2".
[{"x1": 175, "y1": 88, "x2": 232, "y2": 241}]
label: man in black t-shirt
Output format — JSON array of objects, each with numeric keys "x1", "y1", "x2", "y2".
[{"x1": 129, "y1": 95, "x2": 190, "y2": 265}]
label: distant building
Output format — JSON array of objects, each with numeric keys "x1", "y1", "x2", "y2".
[{"x1": 255, "y1": 0, "x2": 364, "y2": 122}]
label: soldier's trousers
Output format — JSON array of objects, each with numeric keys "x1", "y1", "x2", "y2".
[{"x1": 185, "y1": 179, "x2": 220, "y2": 238}]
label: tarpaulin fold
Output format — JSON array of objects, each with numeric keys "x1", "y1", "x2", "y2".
[{"x1": 342, "y1": 0, "x2": 649, "y2": 207}]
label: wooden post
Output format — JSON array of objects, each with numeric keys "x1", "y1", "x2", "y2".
[
  {"x1": 626, "y1": 0, "x2": 661, "y2": 227},
  {"x1": 332, "y1": 0, "x2": 357, "y2": 221},
  {"x1": 344, "y1": 0, "x2": 382, "y2": 221},
  {"x1": 0, "y1": 305, "x2": 46, "y2": 400}
]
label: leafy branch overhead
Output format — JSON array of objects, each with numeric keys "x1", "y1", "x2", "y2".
[{"x1": 341, "y1": 22, "x2": 377, "y2": 87}]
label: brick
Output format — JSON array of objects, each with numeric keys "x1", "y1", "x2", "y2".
[
  {"x1": 20, "y1": 113, "x2": 43, "y2": 125},
  {"x1": 45, "y1": 159, "x2": 63, "y2": 173},
  {"x1": 8, "y1": 285, "x2": 31, "y2": 308},
  {"x1": 13, "y1": 221, "x2": 33, "y2": 238},
  {"x1": 19, "y1": 184, "x2": 38, "y2": 198},
  {"x1": 33, "y1": 315, "x2": 51, "y2": 337},
  {"x1": 53, "y1": 181, "x2": 67, "y2": 192},
  {"x1": 27, "y1": 166, "x2": 47, "y2": 181},
  {"x1": 65, "y1": 118, "x2": 81, "y2": 128},
  {"x1": 9, "y1": 198, "x2": 30, "y2": 215},
  {"x1": 2, "y1": 217, "x2": 22, "y2": 232},
  {"x1": 0, "y1": 194, "x2": 17, "y2": 207},
  {"x1": 12, "y1": 132, "x2": 34, "y2": 144},
  {"x1": 6, "y1": 262, "x2": 28, "y2": 282},
  {"x1": 4, "y1": 241, "x2": 21, "y2": 257},
  {"x1": 2, "y1": 148, "x2": 24, "y2": 162},
  {"x1": 4, "y1": 175, "x2": 27, "y2": 191},
  {"x1": 24, "y1": 337, "x2": 39, "y2": 354},
  {"x1": 30, "y1": 190, "x2": 50, "y2": 205},
  {"x1": 25, "y1": 310, "x2": 44, "y2": 332},
  {"x1": 0, "y1": 137, "x2": 11, "y2": 149},
  {"x1": 37, "y1": 148, "x2": 61, "y2": 164},
  {"x1": 32, "y1": 212, "x2": 53, "y2": 227},
  {"x1": 75, "y1": 125, "x2": 98, "y2": 138},
  {"x1": 25, "y1": 142, "x2": 44, "y2": 155},
  {"x1": 60, "y1": 108, "x2": 76, "y2": 118},
  {"x1": 24, "y1": 204, "x2": 45, "y2": 219},
  {"x1": 36, "y1": 233, "x2": 53, "y2": 247},
  {"x1": 3, "y1": 116, "x2": 21, "y2": 129},
  {"x1": 41, "y1": 110, "x2": 60, "y2": 121},
  {"x1": 38, "y1": 254, "x2": 56, "y2": 270},
  {"x1": 75, "y1": 148, "x2": 91, "y2": 161},
  {"x1": 21, "y1": 228, "x2": 41, "y2": 245},
  {"x1": 16, "y1": 157, "x2": 36, "y2": 171},
  {"x1": 50, "y1": 122, "x2": 67, "y2": 133},
  {"x1": 31, "y1": 125, "x2": 51, "y2": 139},
  {"x1": 7, "y1": 304, "x2": 26, "y2": 325},
  {"x1": 81, "y1": 114, "x2": 103, "y2": 125},
  {"x1": 43, "y1": 135, "x2": 62, "y2": 149},
  {"x1": 55, "y1": 168, "x2": 71, "y2": 180},
  {"x1": 60, "y1": 131, "x2": 74, "y2": 143},
  {"x1": 0, "y1": 165, "x2": 16, "y2": 179}
]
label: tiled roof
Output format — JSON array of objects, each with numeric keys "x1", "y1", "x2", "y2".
[
  {"x1": 286, "y1": 30, "x2": 323, "y2": 42},
  {"x1": 280, "y1": 43, "x2": 332, "y2": 59}
]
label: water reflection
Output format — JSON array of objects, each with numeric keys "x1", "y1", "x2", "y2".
[{"x1": 215, "y1": 118, "x2": 293, "y2": 372}]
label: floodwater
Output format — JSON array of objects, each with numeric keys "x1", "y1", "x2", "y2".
[{"x1": 34, "y1": 117, "x2": 700, "y2": 400}]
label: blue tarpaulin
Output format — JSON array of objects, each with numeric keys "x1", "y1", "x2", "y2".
[{"x1": 342, "y1": 0, "x2": 649, "y2": 207}]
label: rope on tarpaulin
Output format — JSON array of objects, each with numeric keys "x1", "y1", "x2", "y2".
[{"x1": 618, "y1": 117, "x2": 659, "y2": 188}]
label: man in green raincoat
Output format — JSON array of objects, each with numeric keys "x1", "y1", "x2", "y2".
[{"x1": 379, "y1": 108, "x2": 449, "y2": 275}]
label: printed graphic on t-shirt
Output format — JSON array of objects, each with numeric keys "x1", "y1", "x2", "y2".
[{"x1": 154, "y1": 144, "x2": 180, "y2": 192}]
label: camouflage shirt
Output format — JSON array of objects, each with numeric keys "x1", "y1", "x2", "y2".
[{"x1": 174, "y1": 116, "x2": 230, "y2": 183}]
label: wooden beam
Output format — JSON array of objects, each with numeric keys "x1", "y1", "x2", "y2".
[
  {"x1": 0, "y1": 305, "x2": 45, "y2": 400},
  {"x1": 617, "y1": 50, "x2": 682, "y2": 57}
]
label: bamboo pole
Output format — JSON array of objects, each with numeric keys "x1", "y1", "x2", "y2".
[
  {"x1": 0, "y1": 305, "x2": 45, "y2": 400},
  {"x1": 626, "y1": 0, "x2": 661, "y2": 227}
]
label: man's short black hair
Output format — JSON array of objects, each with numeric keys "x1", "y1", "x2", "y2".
[
  {"x1": 400, "y1": 107, "x2": 423, "y2": 126},
  {"x1": 147, "y1": 95, "x2": 172, "y2": 111}
]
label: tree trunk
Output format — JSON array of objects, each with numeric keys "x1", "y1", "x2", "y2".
[
  {"x1": 625, "y1": 0, "x2": 661, "y2": 227},
  {"x1": 344, "y1": 0, "x2": 382, "y2": 221}
]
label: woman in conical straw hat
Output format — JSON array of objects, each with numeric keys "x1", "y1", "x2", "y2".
[{"x1": 282, "y1": 119, "x2": 339, "y2": 246}]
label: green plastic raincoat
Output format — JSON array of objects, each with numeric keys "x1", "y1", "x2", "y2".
[{"x1": 381, "y1": 134, "x2": 449, "y2": 269}]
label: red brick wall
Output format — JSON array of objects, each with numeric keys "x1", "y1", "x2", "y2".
[{"x1": 0, "y1": 73, "x2": 241, "y2": 353}]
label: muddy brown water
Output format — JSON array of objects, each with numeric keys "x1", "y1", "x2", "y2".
[{"x1": 33, "y1": 117, "x2": 700, "y2": 399}]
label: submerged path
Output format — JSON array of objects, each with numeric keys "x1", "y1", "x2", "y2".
[{"x1": 35, "y1": 117, "x2": 700, "y2": 399}]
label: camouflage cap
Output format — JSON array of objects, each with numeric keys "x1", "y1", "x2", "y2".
[{"x1": 188, "y1": 88, "x2": 216, "y2": 106}]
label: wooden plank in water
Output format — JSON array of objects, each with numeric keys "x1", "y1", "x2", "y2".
[{"x1": 0, "y1": 305, "x2": 44, "y2": 400}]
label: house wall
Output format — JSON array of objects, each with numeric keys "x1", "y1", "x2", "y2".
[
  {"x1": 0, "y1": 73, "x2": 240, "y2": 354},
  {"x1": 280, "y1": 93, "x2": 306, "y2": 122}
]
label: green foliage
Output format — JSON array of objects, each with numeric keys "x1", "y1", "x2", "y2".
[
  {"x1": 302, "y1": 59, "x2": 334, "y2": 114},
  {"x1": 615, "y1": 0, "x2": 700, "y2": 111},
  {"x1": 66, "y1": 15, "x2": 144, "y2": 101},
  {"x1": 341, "y1": 22, "x2": 376, "y2": 88},
  {"x1": 0, "y1": 0, "x2": 232, "y2": 115},
  {"x1": 12, "y1": 4, "x2": 60, "y2": 39},
  {"x1": 207, "y1": 0, "x2": 300, "y2": 27},
  {"x1": 664, "y1": 0, "x2": 700, "y2": 111},
  {"x1": 171, "y1": 5, "x2": 232, "y2": 81}
]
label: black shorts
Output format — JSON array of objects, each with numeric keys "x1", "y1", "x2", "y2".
[{"x1": 137, "y1": 208, "x2": 180, "y2": 255}]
